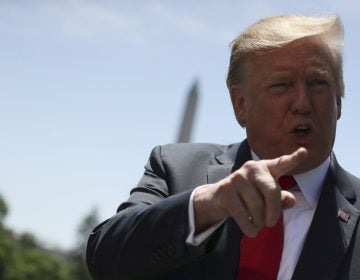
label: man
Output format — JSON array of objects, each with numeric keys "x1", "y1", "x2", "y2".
[{"x1": 86, "y1": 14, "x2": 360, "y2": 280}]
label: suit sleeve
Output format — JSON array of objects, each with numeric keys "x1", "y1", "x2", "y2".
[{"x1": 86, "y1": 145, "x2": 210, "y2": 280}]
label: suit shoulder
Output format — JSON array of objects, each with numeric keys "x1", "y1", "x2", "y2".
[
  {"x1": 333, "y1": 159, "x2": 360, "y2": 202},
  {"x1": 157, "y1": 142, "x2": 240, "y2": 160},
  {"x1": 343, "y1": 169, "x2": 360, "y2": 190},
  {"x1": 146, "y1": 142, "x2": 242, "y2": 168},
  {"x1": 335, "y1": 161, "x2": 360, "y2": 187}
]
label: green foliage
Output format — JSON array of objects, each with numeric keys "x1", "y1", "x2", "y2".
[
  {"x1": 0, "y1": 194, "x2": 99, "y2": 280},
  {"x1": 0, "y1": 194, "x2": 8, "y2": 223},
  {"x1": 75, "y1": 207, "x2": 100, "y2": 259},
  {"x1": 0, "y1": 227, "x2": 72, "y2": 280},
  {"x1": 68, "y1": 255, "x2": 92, "y2": 280},
  {"x1": 70, "y1": 207, "x2": 100, "y2": 280}
]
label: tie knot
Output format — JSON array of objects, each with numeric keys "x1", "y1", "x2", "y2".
[{"x1": 278, "y1": 176, "x2": 297, "y2": 190}]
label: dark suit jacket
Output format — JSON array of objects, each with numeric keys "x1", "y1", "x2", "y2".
[{"x1": 86, "y1": 140, "x2": 360, "y2": 280}]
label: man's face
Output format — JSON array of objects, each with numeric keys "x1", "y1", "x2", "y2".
[{"x1": 231, "y1": 38, "x2": 341, "y2": 173}]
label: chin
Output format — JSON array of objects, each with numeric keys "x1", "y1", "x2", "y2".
[{"x1": 299, "y1": 150, "x2": 329, "y2": 173}]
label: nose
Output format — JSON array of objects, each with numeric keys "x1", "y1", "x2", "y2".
[{"x1": 290, "y1": 82, "x2": 312, "y2": 115}]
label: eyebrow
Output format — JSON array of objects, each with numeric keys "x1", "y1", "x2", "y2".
[
  {"x1": 265, "y1": 66, "x2": 332, "y2": 80},
  {"x1": 308, "y1": 67, "x2": 331, "y2": 75},
  {"x1": 264, "y1": 71, "x2": 292, "y2": 82}
]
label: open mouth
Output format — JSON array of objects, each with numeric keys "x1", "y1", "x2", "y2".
[{"x1": 293, "y1": 125, "x2": 311, "y2": 135}]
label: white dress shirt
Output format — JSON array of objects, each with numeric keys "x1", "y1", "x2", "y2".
[{"x1": 186, "y1": 152, "x2": 330, "y2": 280}]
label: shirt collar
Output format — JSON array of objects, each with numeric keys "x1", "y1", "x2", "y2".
[{"x1": 250, "y1": 150, "x2": 330, "y2": 209}]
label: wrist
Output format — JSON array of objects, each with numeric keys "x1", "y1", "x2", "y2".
[{"x1": 193, "y1": 184, "x2": 228, "y2": 233}]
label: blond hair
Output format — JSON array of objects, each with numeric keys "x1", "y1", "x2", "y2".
[{"x1": 226, "y1": 14, "x2": 344, "y2": 97}]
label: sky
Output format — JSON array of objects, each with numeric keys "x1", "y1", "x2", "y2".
[{"x1": 1, "y1": 0, "x2": 360, "y2": 250}]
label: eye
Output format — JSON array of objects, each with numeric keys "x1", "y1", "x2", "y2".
[
  {"x1": 314, "y1": 79, "x2": 329, "y2": 85},
  {"x1": 308, "y1": 79, "x2": 331, "y2": 91},
  {"x1": 271, "y1": 83, "x2": 289, "y2": 88},
  {"x1": 268, "y1": 82, "x2": 290, "y2": 94}
]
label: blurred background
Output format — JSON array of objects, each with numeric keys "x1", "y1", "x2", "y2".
[{"x1": 1, "y1": 0, "x2": 360, "y2": 278}]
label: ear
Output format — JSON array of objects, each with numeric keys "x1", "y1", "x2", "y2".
[
  {"x1": 336, "y1": 94, "x2": 342, "y2": 120},
  {"x1": 230, "y1": 87, "x2": 247, "y2": 127}
]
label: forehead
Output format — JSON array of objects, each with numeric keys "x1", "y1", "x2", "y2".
[{"x1": 245, "y1": 38, "x2": 335, "y2": 77}]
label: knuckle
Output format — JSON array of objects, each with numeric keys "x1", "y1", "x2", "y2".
[
  {"x1": 243, "y1": 160, "x2": 259, "y2": 171},
  {"x1": 230, "y1": 170, "x2": 246, "y2": 182},
  {"x1": 218, "y1": 177, "x2": 232, "y2": 188},
  {"x1": 248, "y1": 199, "x2": 264, "y2": 211},
  {"x1": 266, "y1": 187, "x2": 281, "y2": 200},
  {"x1": 223, "y1": 173, "x2": 246, "y2": 192},
  {"x1": 264, "y1": 184, "x2": 279, "y2": 194},
  {"x1": 258, "y1": 180, "x2": 279, "y2": 196}
]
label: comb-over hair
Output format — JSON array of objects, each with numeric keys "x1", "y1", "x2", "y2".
[{"x1": 226, "y1": 14, "x2": 344, "y2": 97}]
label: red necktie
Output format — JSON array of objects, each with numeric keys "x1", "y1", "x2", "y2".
[{"x1": 237, "y1": 176, "x2": 296, "y2": 280}]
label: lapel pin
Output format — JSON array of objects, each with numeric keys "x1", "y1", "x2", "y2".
[{"x1": 338, "y1": 209, "x2": 350, "y2": 223}]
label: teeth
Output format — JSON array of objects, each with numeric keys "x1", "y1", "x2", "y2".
[
  {"x1": 295, "y1": 125, "x2": 309, "y2": 132},
  {"x1": 297, "y1": 125, "x2": 308, "y2": 130}
]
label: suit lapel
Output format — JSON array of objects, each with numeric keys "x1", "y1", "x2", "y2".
[
  {"x1": 292, "y1": 154, "x2": 360, "y2": 280},
  {"x1": 201, "y1": 140, "x2": 251, "y2": 279},
  {"x1": 206, "y1": 140, "x2": 251, "y2": 185}
]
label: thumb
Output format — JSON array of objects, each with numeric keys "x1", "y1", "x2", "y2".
[{"x1": 281, "y1": 190, "x2": 296, "y2": 209}]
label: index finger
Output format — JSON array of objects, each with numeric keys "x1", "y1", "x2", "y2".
[{"x1": 265, "y1": 147, "x2": 308, "y2": 179}]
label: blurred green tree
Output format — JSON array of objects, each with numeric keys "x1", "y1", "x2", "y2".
[
  {"x1": 0, "y1": 194, "x2": 100, "y2": 279},
  {"x1": 70, "y1": 207, "x2": 100, "y2": 280},
  {"x1": 0, "y1": 194, "x2": 8, "y2": 223},
  {"x1": 0, "y1": 194, "x2": 72, "y2": 279}
]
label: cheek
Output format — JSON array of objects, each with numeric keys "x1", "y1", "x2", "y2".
[
  {"x1": 246, "y1": 93, "x2": 290, "y2": 134},
  {"x1": 255, "y1": 100, "x2": 288, "y2": 126},
  {"x1": 316, "y1": 97, "x2": 338, "y2": 133},
  {"x1": 322, "y1": 94, "x2": 338, "y2": 116},
  {"x1": 247, "y1": 106, "x2": 285, "y2": 141}
]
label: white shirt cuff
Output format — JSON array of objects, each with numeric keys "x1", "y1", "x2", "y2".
[{"x1": 185, "y1": 184, "x2": 225, "y2": 246}]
